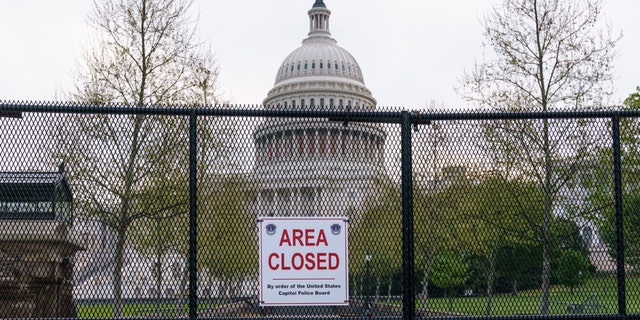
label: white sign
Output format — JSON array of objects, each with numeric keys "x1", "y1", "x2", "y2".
[{"x1": 258, "y1": 217, "x2": 349, "y2": 306}]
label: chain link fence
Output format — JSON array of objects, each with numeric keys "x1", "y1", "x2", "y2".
[{"x1": 0, "y1": 102, "x2": 638, "y2": 319}]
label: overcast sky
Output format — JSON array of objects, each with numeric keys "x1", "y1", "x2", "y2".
[{"x1": 0, "y1": 0, "x2": 637, "y2": 109}]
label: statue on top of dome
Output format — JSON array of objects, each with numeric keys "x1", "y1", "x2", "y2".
[{"x1": 312, "y1": 0, "x2": 326, "y2": 8}]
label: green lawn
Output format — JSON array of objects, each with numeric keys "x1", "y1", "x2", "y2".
[
  {"x1": 418, "y1": 276, "x2": 640, "y2": 316},
  {"x1": 76, "y1": 277, "x2": 640, "y2": 318},
  {"x1": 77, "y1": 302, "x2": 218, "y2": 318}
]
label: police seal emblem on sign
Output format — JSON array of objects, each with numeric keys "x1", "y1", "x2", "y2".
[
  {"x1": 330, "y1": 223, "x2": 341, "y2": 235},
  {"x1": 266, "y1": 224, "x2": 277, "y2": 235}
]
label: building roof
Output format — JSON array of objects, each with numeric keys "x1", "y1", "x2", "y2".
[{"x1": 0, "y1": 171, "x2": 72, "y2": 202}]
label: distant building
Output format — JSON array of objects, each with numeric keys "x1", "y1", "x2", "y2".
[{"x1": 0, "y1": 168, "x2": 83, "y2": 318}]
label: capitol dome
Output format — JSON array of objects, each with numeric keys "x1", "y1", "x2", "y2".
[
  {"x1": 252, "y1": 0, "x2": 387, "y2": 219},
  {"x1": 274, "y1": 37, "x2": 365, "y2": 85},
  {"x1": 263, "y1": 0, "x2": 376, "y2": 110}
]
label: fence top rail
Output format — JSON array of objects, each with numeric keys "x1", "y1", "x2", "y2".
[{"x1": 0, "y1": 101, "x2": 636, "y2": 123}]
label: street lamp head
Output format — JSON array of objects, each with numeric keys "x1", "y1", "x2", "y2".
[{"x1": 365, "y1": 252, "x2": 371, "y2": 262}]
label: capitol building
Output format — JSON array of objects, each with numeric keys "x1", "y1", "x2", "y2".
[
  {"x1": 73, "y1": 0, "x2": 388, "y2": 301},
  {"x1": 252, "y1": 0, "x2": 388, "y2": 220}
]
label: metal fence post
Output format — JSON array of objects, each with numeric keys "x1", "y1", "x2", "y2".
[
  {"x1": 189, "y1": 112, "x2": 198, "y2": 319},
  {"x1": 401, "y1": 111, "x2": 415, "y2": 320},
  {"x1": 612, "y1": 115, "x2": 626, "y2": 316}
]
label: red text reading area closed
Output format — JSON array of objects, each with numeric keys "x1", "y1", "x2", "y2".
[{"x1": 279, "y1": 228, "x2": 328, "y2": 246}]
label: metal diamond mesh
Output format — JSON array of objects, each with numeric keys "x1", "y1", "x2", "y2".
[{"x1": 0, "y1": 103, "x2": 638, "y2": 319}]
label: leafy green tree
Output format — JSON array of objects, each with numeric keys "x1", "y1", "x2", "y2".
[
  {"x1": 460, "y1": 0, "x2": 617, "y2": 313},
  {"x1": 198, "y1": 174, "x2": 256, "y2": 300},
  {"x1": 496, "y1": 243, "x2": 542, "y2": 295},
  {"x1": 556, "y1": 249, "x2": 591, "y2": 294},
  {"x1": 51, "y1": 0, "x2": 223, "y2": 316},
  {"x1": 459, "y1": 176, "x2": 543, "y2": 315},
  {"x1": 414, "y1": 180, "x2": 459, "y2": 311},
  {"x1": 590, "y1": 86, "x2": 640, "y2": 269},
  {"x1": 349, "y1": 183, "x2": 401, "y2": 302},
  {"x1": 429, "y1": 250, "x2": 469, "y2": 312}
]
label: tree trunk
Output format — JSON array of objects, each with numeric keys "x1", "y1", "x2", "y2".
[
  {"x1": 112, "y1": 115, "x2": 143, "y2": 317},
  {"x1": 154, "y1": 220, "x2": 164, "y2": 316},
  {"x1": 386, "y1": 274, "x2": 392, "y2": 304},
  {"x1": 375, "y1": 275, "x2": 380, "y2": 303},
  {"x1": 512, "y1": 280, "x2": 518, "y2": 296},
  {"x1": 177, "y1": 261, "x2": 189, "y2": 316},
  {"x1": 154, "y1": 258, "x2": 163, "y2": 315},
  {"x1": 419, "y1": 255, "x2": 431, "y2": 311},
  {"x1": 485, "y1": 248, "x2": 496, "y2": 316},
  {"x1": 112, "y1": 226, "x2": 127, "y2": 317},
  {"x1": 353, "y1": 278, "x2": 358, "y2": 297}
]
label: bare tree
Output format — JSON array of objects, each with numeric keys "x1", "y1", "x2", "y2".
[
  {"x1": 460, "y1": 0, "x2": 617, "y2": 314},
  {"x1": 51, "y1": 0, "x2": 223, "y2": 316}
]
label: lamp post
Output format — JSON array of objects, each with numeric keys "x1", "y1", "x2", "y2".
[
  {"x1": 578, "y1": 270, "x2": 583, "y2": 296},
  {"x1": 364, "y1": 252, "x2": 372, "y2": 316}
]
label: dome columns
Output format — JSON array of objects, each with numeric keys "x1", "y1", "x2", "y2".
[
  {"x1": 254, "y1": 127, "x2": 386, "y2": 168},
  {"x1": 308, "y1": 7, "x2": 331, "y2": 38}
]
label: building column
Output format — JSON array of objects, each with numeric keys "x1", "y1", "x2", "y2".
[
  {"x1": 327, "y1": 130, "x2": 332, "y2": 157},
  {"x1": 303, "y1": 130, "x2": 309, "y2": 159},
  {"x1": 338, "y1": 130, "x2": 343, "y2": 158},
  {"x1": 315, "y1": 129, "x2": 320, "y2": 159}
]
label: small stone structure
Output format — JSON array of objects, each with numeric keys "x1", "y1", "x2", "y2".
[{"x1": 0, "y1": 169, "x2": 84, "y2": 318}]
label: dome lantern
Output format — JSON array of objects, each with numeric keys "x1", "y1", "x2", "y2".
[{"x1": 308, "y1": 1, "x2": 331, "y2": 38}]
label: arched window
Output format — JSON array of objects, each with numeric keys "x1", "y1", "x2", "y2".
[
  {"x1": 310, "y1": 98, "x2": 315, "y2": 109},
  {"x1": 305, "y1": 62, "x2": 308, "y2": 70},
  {"x1": 320, "y1": 98, "x2": 324, "y2": 108},
  {"x1": 297, "y1": 63, "x2": 301, "y2": 70},
  {"x1": 301, "y1": 99, "x2": 306, "y2": 108},
  {"x1": 320, "y1": 62, "x2": 323, "y2": 69},
  {"x1": 330, "y1": 99, "x2": 334, "y2": 109},
  {"x1": 292, "y1": 100, "x2": 296, "y2": 109},
  {"x1": 312, "y1": 62, "x2": 316, "y2": 69}
]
